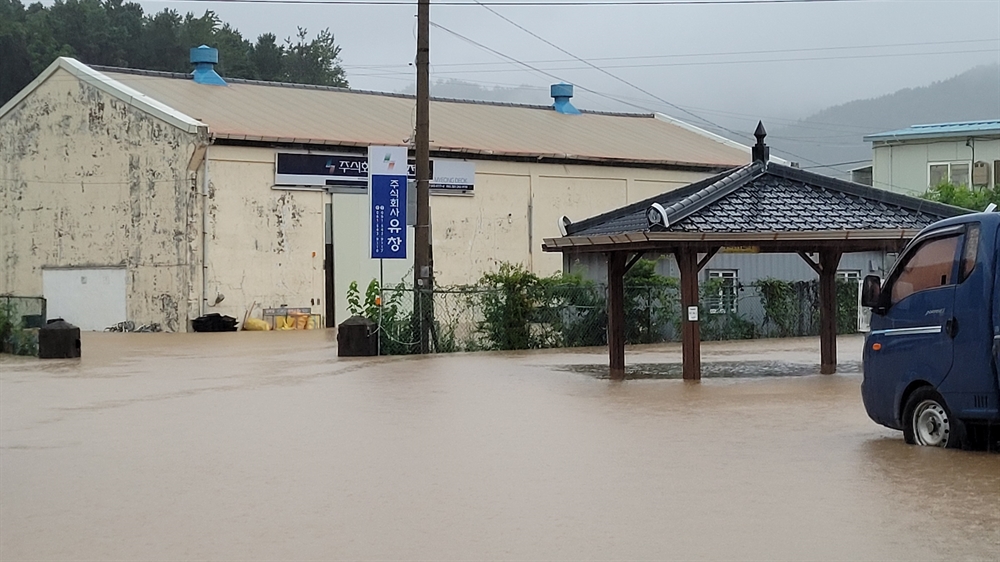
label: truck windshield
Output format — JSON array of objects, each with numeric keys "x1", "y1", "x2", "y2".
[{"x1": 890, "y1": 234, "x2": 961, "y2": 305}]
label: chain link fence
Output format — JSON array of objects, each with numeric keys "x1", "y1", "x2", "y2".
[
  {"x1": 1, "y1": 295, "x2": 46, "y2": 355},
  {"x1": 374, "y1": 280, "x2": 860, "y2": 355}
]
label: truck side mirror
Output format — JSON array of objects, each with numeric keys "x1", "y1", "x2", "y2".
[{"x1": 861, "y1": 275, "x2": 882, "y2": 311}]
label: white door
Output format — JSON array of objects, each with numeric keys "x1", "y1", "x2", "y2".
[{"x1": 42, "y1": 268, "x2": 127, "y2": 331}]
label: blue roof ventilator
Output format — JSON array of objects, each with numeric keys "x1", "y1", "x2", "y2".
[
  {"x1": 190, "y1": 45, "x2": 227, "y2": 86},
  {"x1": 551, "y1": 83, "x2": 581, "y2": 115}
]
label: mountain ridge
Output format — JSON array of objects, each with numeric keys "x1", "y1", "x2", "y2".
[{"x1": 767, "y1": 64, "x2": 1000, "y2": 176}]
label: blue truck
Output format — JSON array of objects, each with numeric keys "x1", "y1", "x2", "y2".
[{"x1": 861, "y1": 211, "x2": 1000, "y2": 449}]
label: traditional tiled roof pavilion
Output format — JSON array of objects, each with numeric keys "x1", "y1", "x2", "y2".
[{"x1": 542, "y1": 123, "x2": 965, "y2": 380}]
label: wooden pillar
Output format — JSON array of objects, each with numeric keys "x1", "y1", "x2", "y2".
[
  {"x1": 818, "y1": 251, "x2": 842, "y2": 374},
  {"x1": 607, "y1": 252, "x2": 626, "y2": 380},
  {"x1": 676, "y1": 249, "x2": 701, "y2": 380}
]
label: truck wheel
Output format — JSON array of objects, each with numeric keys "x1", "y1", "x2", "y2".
[{"x1": 903, "y1": 388, "x2": 963, "y2": 449}]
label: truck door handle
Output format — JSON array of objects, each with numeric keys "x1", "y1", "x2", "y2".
[{"x1": 945, "y1": 318, "x2": 959, "y2": 338}]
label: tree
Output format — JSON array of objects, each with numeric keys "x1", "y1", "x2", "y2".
[
  {"x1": 0, "y1": 0, "x2": 35, "y2": 103},
  {"x1": 282, "y1": 27, "x2": 348, "y2": 87},
  {"x1": 0, "y1": 4, "x2": 350, "y2": 105},
  {"x1": 922, "y1": 182, "x2": 1000, "y2": 212},
  {"x1": 137, "y1": 9, "x2": 186, "y2": 72},
  {"x1": 251, "y1": 33, "x2": 284, "y2": 81},
  {"x1": 213, "y1": 23, "x2": 254, "y2": 78}
]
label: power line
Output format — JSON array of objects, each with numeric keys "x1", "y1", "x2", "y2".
[
  {"x1": 467, "y1": 0, "x2": 746, "y2": 136},
  {"x1": 350, "y1": 48, "x2": 999, "y2": 77},
  {"x1": 428, "y1": 21, "x2": 890, "y2": 168},
  {"x1": 427, "y1": 19, "x2": 840, "y2": 170},
  {"x1": 342, "y1": 38, "x2": 999, "y2": 69},
  {"x1": 428, "y1": 22, "x2": 652, "y2": 112},
  {"x1": 139, "y1": 0, "x2": 918, "y2": 6}
]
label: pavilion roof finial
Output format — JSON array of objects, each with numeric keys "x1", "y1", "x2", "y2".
[{"x1": 752, "y1": 120, "x2": 769, "y2": 163}]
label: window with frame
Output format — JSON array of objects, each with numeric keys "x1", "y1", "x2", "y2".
[
  {"x1": 888, "y1": 234, "x2": 961, "y2": 306},
  {"x1": 836, "y1": 270, "x2": 861, "y2": 282},
  {"x1": 707, "y1": 270, "x2": 738, "y2": 314},
  {"x1": 929, "y1": 162, "x2": 971, "y2": 187}
]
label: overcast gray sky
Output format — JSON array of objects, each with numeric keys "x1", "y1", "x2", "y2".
[{"x1": 141, "y1": 0, "x2": 999, "y2": 130}]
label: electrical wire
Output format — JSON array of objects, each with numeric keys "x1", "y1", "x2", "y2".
[
  {"x1": 139, "y1": 0, "x2": 926, "y2": 6},
  {"x1": 428, "y1": 18, "x2": 847, "y2": 170},
  {"x1": 350, "y1": 48, "x2": 999, "y2": 77},
  {"x1": 471, "y1": 0, "x2": 738, "y2": 133},
  {"x1": 341, "y1": 38, "x2": 999, "y2": 70}
]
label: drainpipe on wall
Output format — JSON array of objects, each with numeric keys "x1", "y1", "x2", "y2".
[{"x1": 201, "y1": 144, "x2": 210, "y2": 317}]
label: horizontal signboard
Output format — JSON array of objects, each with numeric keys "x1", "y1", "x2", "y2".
[{"x1": 275, "y1": 153, "x2": 474, "y2": 193}]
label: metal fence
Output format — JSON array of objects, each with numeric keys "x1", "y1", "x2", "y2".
[
  {"x1": 1, "y1": 295, "x2": 46, "y2": 355},
  {"x1": 0, "y1": 295, "x2": 46, "y2": 328},
  {"x1": 375, "y1": 280, "x2": 860, "y2": 355}
]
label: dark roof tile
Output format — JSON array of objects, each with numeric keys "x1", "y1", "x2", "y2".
[{"x1": 569, "y1": 162, "x2": 965, "y2": 237}]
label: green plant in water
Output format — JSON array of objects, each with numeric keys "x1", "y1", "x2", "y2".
[
  {"x1": 699, "y1": 278, "x2": 757, "y2": 341},
  {"x1": 0, "y1": 301, "x2": 38, "y2": 356},
  {"x1": 346, "y1": 279, "x2": 419, "y2": 355},
  {"x1": 754, "y1": 278, "x2": 800, "y2": 337},
  {"x1": 623, "y1": 259, "x2": 680, "y2": 344},
  {"x1": 546, "y1": 273, "x2": 607, "y2": 348},
  {"x1": 836, "y1": 279, "x2": 859, "y2": 335},
  {"x1": 472, "y1": 263, "x2": 555, "y2": 350}
]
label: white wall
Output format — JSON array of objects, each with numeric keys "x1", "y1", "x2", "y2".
[
  {"x1": 204, "y1": 146, "x2": 721, "y2": 327},
  {"x1": 0, "y1": 68, "x2": 203, "y2": 332},
  {"x1": 872, "y1": 138, "x2": 1000, "y2": 195},
  {"x1": 42, "y1": 268, "x2": 127, "y2": 331}
]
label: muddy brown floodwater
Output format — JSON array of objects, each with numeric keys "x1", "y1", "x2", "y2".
[{"x1": 1, "y1": 332, "x2": 998, "y2": 560}]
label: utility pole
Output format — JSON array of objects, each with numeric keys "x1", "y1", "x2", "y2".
[{"x1": 414, "y1": 0, "x2": 433, "y2": 353}]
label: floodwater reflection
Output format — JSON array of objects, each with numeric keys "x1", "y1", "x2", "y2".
[
  {"x1": 1, "y1": 332, "x2": 997, "y2": 560},
  {"x1": 559, "y1": 359, "x2": 863, "y2": 379}
]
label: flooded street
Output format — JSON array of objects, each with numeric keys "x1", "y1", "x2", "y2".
[{"x1": 2, "y1": 332, "x2": 998, "y2": 560}]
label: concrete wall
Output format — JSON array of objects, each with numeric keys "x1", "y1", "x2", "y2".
[
  {"x1": 0, "y1": 68, "x2": 203, "y2": 331},
  {"x1": 431, "y1": 160, "x2": 709, "y2": 285},
  {"x1": 202, "y1": 145, "x2": 415, "y2": 328},
  {"x1": 872, "y1": 138, "x2": 1000, "y2": 195},
  {"x1": 209, "y1": 150, "x2": 720, "y2": 326},
  {"x1": 0, "y1": 73, "x2": 727, "y2": 330},
  {"x1": 201, "y1": 146, "x2": 327, "y2": 324}
]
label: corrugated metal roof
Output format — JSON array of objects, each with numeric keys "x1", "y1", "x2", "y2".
[
  {"x1": 95, "y1": 67, "x2": 749, "y2": 168},
  {"x1": 864, "y1": 120, "x2": 1000, "y2": 142}
]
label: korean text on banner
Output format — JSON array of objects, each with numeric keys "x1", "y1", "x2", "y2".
[{"x1": 369, "y1": 146, "x2": 408, "y2": 259}]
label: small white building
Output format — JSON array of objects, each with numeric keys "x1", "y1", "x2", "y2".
[
  {"x1": 1, "y1": 52, "x2": 752, "y2": 331},
  {"x1": 865, "y1": 120, "x2": 1000, "y2": 196}
]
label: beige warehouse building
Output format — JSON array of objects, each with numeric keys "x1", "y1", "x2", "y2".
[{"x1": 1, "y1": 53, "x2": 750, "y2": 331}]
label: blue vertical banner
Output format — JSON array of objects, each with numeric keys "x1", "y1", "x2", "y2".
[{"x1": 369, "y1": 146, "x2": 408, "y2": 259}]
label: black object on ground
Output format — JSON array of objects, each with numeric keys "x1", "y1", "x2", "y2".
[
  {"x1": 38, "y1": 319, "x2": 81, "y2": 359},
  {"x1": 338, "y1": 316, "x2": 378, "y2": 356},
  {"x1": 192, "y1": 313, "x2": 238, "y2": 332}
]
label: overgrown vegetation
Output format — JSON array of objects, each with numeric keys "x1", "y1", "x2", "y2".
[
  {"x1": 754, "y1": 277, "x2": 859, "y2": 337},
  {"x1": 699, "y1": 277, "x2": 758, "y2": 341},
  {"x1": 0, "y1": 301, "x2": 38, "y2": 356},
  {"x1": 346, "y1": 279, "x2": 419, "y2": 355},
  {"x1": 922, "y1": 181, "x2": 1000, "y2": 211},
  {"x1": 346, "y1": 261, "x2": 861, "y2": 355},
  {"x1": 623, "y1": 260, "x2": 680, "y2": 343}
]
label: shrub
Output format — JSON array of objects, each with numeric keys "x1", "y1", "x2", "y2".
[{"x1": 0, "y1": 301, "x2": 38, "y2": 356}]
